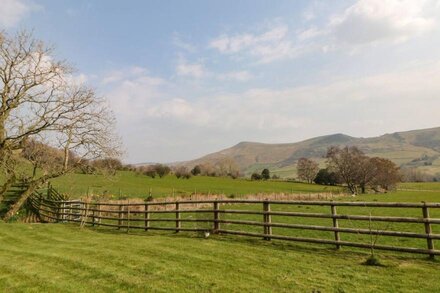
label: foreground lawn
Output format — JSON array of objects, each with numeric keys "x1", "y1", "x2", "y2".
[
  {"x1": 0, "y1": 223, "x2": 439, "y2": 292},
  {"x1": 50, "y1": 171, "x2": 341, "y2": 198}
]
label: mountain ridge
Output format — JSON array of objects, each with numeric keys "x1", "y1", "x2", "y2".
[{"x1": 179, "y1": 126, "x2": 440, "y2": 178}]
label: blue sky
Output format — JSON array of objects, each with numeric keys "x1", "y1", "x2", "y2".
[{"x1": 2, "y1": 0, "x2": 440, "y2": 163}]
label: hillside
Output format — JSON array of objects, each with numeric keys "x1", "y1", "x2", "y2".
[{"x1": 182, "y1": 127, "x2": 440, "y2": 178}]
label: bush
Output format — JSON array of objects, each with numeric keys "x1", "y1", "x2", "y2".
[
  {"x1": 175, "y1": 166, "x2": 192, "y2": 179},
  {"x1": 191, "y1": 165, "x2": 201, "y2": 176},
  {"x1": 251, "y1": 172, "x2": 262, "y2": 180},
  {"x1": 314, "y1": 168, "x2": 339, "y2": 185},
  {"x1": 144, "y1": 169, "x2": 156, "y2": 178},
  {"x1": 153, "y1": 164, "x2": 171, "y2": 178},
  {"x1": 261, "y1": 169, "x2": 270, "y2": 180}
]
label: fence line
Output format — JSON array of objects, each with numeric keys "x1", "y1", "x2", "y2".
[{"x1": 33, "y1": 197, "x2": 440, "y2": 258}]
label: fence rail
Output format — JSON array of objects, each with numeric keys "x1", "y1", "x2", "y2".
[{"x1": 34, "y1": 198, "x2": 440, "y2": 258}]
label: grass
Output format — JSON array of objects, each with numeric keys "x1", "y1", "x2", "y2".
[
  {"x1": 1, "y1": 223, "x2": 440, "y2": 292},
  {"x1": 49, "y1": 171, "x2": 341, "y2": 198},
  {"x1": 399, "y1": 182, "x2": 440, "y2": 191},
  {"x1": 2, "y1": 181, "x2": 440, "y2": 291}
]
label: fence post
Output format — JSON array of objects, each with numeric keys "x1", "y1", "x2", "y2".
[
  {"x1": 213, "y1": 201, "x2": 220, "y2": 233},
  {"x1": 331, "y1": 203, "x2": 341, "y2": 249},
  {"x1": 127, "y1": 203, "x2": 130, "y2": 233},
  {"x1": 92, "y1": 204, "x2": 96, "y2": 227},
  {"x1": 263, "y1": 201, "x2": 272, "y2": 240},
  {"x1": 422, "y1": 203, "x2": 435, "y2": 259},
  {"x1": 144, "y1": 203, "x2": 150, "y2": 231},
  {"x1": 118, "y1": 204, "x2": 123, "y2": 229},
  {"x1": 175, "y1": 202, "x2": 181, "y2": 233},
  {"x1": 98, "y1": 202, "x2": 102, "y2": 224},
  {"x1": 56, "y1": 203, "x2": 60, "y2": 223}
]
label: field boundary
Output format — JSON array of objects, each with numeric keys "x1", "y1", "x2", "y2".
[{"x1": 32, "y1": 197, "x2": 440, "y2": 258}]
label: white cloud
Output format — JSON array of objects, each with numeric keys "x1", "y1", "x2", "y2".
[
  {"x1": 329, "y1": 0, "x2": 438, "y2": 45},
  {"x1": 101, "y1": 66, "x2": 148, "y2": 85},
  {"x1": 172, "y1": 33, "x2": 196, "y2": 52},
  {"x1": 176, "y1": 59, "x2": 206, "y2": 78},
  {"x1": 101, "y1": 60, "x2": 440, "y2": 163},
  {"x1": 209, "y1": 25, "x2": 298, "y2": 63},
  {"x1": 0, "y1": 0, "x2": 40, "y2": 28},
  {"x1": 217, "y1": 71, "x2": 252, "y2": 82}
]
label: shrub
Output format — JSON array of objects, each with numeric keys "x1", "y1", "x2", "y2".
[
  {"x1": 175, "y1": 166, "x2": 192, "y2": 179},
  {"x1": 191, "y1": 165, "x2": 202, "y2": 176},
  {"x1": 261, "y1": 169, "x2": 270, "y2": 180},
  {"x1": 251, "y1": 172, "x2": 262, "y2": 180}
]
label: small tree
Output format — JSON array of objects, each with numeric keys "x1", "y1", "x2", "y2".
[
  {"x1": 175, "y1": 166, "x2": 191, "y2": 179},
  {"x1": 297, "y1": 158, "x2": 319, "y2": 184},
  {"x1": 326, "y1": 146, "x2": 364, "y2": 194},
  {"x1": 314, "y1": 168, "x2": 339, "y2": 185},
  {"x1": 261, "y1": 168, "x2": 270, "y2": 180},
  {"x1": 369, "y1": 157, "x2": 400, "y2": 191},
  {"x1": 153, "y1": 164, "x2": 171, "y2": 178},
  {"x1": 143, "y1": 168, "x2": 157, "y2": 178},
  {"x1": 191, "y1": 165, "x2": 202, "y2": 176}
]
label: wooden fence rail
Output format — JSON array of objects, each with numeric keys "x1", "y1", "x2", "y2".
[{"x1": 34, "y1": 198, "x2": 440, "y2": 258}]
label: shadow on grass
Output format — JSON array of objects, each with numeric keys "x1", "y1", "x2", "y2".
[{"x1": 61, "y1": 223, "x2": 438, "y2": 264}]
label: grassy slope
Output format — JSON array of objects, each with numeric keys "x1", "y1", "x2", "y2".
[
  {"x1": 183, "y1": 127, "x2": 440, "y2": 178},
  {"x1": 1, "y1": 223, "x2": 439, "y2": 292},
  {"x1": 50, "y1": 171, "x2": 341, "y2": 198}
]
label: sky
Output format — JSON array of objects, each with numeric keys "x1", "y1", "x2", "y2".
[{"x1": 2, "y1": 0, "x2": 440, "y2": 163}]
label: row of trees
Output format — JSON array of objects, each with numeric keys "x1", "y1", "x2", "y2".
[
  {"x1": 250, "y1": 168, "x2": 272, "y2": 180},
  {"x1": 0, "y1": 31, "x2": 121, "y2": 220},
  {"x1": 136, "y1": 164, "x2": 171, "y2": 178},
  {"x1": 296, "y1": 146, "x2": 401, "y2": 194},
  {"x1": 189, "y1": 159, "x2": 241, "y2": 179}
]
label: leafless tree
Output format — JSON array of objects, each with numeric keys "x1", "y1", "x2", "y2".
[
  {"x1": 369, "y1": 157, "x2": 400, "y2": 191},
  {"x1": 326, "y1": 146, "x2": 364, "y2": 194},
  {"x1": 296, "y1": 157, "x2": 319, "y2": 183},
  {"x1": 0, "y1": 31, "x2": 121, "y2": 220}
]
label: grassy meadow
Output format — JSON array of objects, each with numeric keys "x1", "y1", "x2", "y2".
[
  {"x1": 49, "y1": 171, "x2": 342, "y2": 199},
  {"x1": 1, "y1": 223, "x2": 440, "y2": 292},
  {"x1": 2, "y1": 173, "x2": 440, "y2": 291}
]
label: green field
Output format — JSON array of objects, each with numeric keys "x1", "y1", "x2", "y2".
[
  {"x1": 0, "y1": 222, "x2": 439, "y2": 292},
  {"x1": 49, "y1": 171, "x2": 341, "y2": 198},
  {"x1": 2, "y1": 177, "x2": 440, "y2": 291}
]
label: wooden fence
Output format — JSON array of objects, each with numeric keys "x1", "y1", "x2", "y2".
[{"x1": 33, "y1": 197, "x2": 440, "y2": 258}]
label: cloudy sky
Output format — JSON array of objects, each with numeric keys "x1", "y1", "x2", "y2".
[{"x1": 2, "y1": 0, "x2": 440, "y2": 163}]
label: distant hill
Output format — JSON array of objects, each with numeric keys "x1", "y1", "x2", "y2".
[{"x1": 180, "y1": 127, "x2": 440, "y2": 178}]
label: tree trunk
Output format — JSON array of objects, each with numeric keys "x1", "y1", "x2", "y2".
[
  {"x1": 360, "y1": 184, "x2": 366, "y2": 194},
  {"x1": 3, "y1": 177, "x2": 46, "y2": 221},
  {"x1": 0, "y1": 174, "x2": 16, "y2": 202}
]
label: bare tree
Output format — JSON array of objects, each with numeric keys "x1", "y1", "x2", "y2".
[
  {"x1": 296, "y1": 158, "x2": 319, "y2": 183},
  {"x1": 0, "y1": 31, "x2": 121, "y2": 220},
  {"x1": 326, "y1": 146, "x2": 364, "y2": 194},
  {"x1": 369, "y1": 157, "x2": 400, "y2": 191},
  {"x1": 357, "y1": 156, "x2": 377, "y2": 194}
]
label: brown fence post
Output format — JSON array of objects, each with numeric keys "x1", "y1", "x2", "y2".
[
  {"x1": 127, "y1": 203, "x2": 130, "y2": 233},
  {"x1": 98, "y1": 202, "x2": 102, "y2": 224},
  {"x1": 118, "y1": 204, "x2": 123, "y2": 229},
  {"x1": 213, "y1": 201, "x2": 220, "y2": 233},
  {"x1": 56, "y1": 203, "x2": 60, "y2": 223},
  {"x1": 422, "y1": 203, "x2": 435, "y2": 259},
  {"x1": 331, "y1": 203, "x2": 341, "y2": 249},
  {"x1": 144, "y1": 203, "x2": 150, "y2": 231},
  {"x1": 263, "y1": 201, "x2": 272, "y2": 240},
  {"x1": 175, "y1": 202, "x2": 181, "y2": 233},
  {"x1": 92, "y1": 204, "x2": 96, "y2": 227}
]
